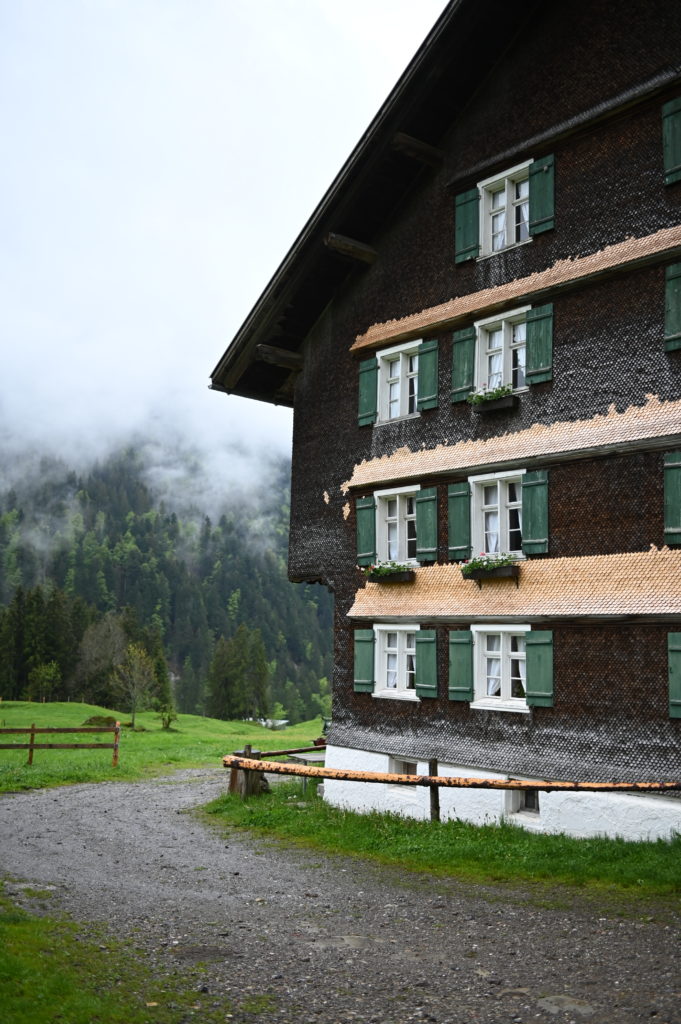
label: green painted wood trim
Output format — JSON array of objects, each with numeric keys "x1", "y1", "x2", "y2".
[
  {"x1": 356, "y1": 495, "x2": 376, "y2": 566},
  {"x1": 665, "y1": 263, "x2": 681, "y2": 351},
  {"x1": 415, "y1": 487, "x2": 438, "y2": 563},
  {"x1": 522, "y1": 470, "x2": 549, "y2": 555},
  {"x1": 358, "y1": 357, "x2": 378, "y2": 426},
  {"x1": 415, "y1": 629, "x2": 438, "y2": 698},
  {"x1": 417, "y1": 338, "x2": 439, "y2": 411},
  {"x1": 525, "y1": 630, "x2": 554, "y2": 707},
  {"x1": 526, "y1": 303, "x2": 553, "y2": 384},
  {"x1": 529, "y1": 154, "x2": 555, "y2": 234},
  {"x1": 354, "y1": 629, "x2": 375, "y2": 693},
  {"x1": 455, "y1": 188, "x2": 480, "y2": 263},
  {"x1": 448, "y1": 481, "x2": 471, "y2": 560},
  {"x1": 664, "y1": 451, "x2": 681, "y2": 546},
  {"x1": 448, "y1": 631, "x2": 473, "y2": 701},
  {"x1": 451, "y1": 325, "x2": 476, "y2": 402},
  {"x1": 663, "y1": 97, "x2": 681, "y2": 186},
  {"x1": 668, "y1": 633, "x2": 681, "y2": 719}
]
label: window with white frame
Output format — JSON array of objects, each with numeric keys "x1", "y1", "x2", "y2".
[
  {"x1": 373, "y1": 624, "x2": 419, "y2": 700},
  {"x1": 375, "y1": 485, "x2": 419, "y2": 563},
  {"x1": 474, "y1": 307, "x2": 529, "y2": 395},
  {"x1": 377, "y1": 341, "x2": 420, "y2": 421},
  {"x1": 470, "y1": 469, "x2": 524, "y2": 557},
  {"x1": 479, "y1": 161, "x2": 531, "y2": 256},
  {"x1": 471, "y1": 624, "x2": 530, "y2": 712}
]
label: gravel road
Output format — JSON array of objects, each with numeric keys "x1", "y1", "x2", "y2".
[{"x1": 1, "y1": 768, "x2": 679, "y2": 1024}]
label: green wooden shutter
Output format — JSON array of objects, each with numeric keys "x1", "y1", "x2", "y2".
[
  {"x1": 664, "y1": 451, "x2": 681, "y2": 546},
  {"x1": 525, "y1": 304, "x2": 553, "y2": 384},
  {"x1": 451, "y1": 325, "x2": 476, "y2": 402},
  {"x1": 522, "y1": 470, "x2": 549, "y2": 555},
  {"x1": 455, "y1": 188, "x2": 480, "y2": 263},
  {"x1": 417, "y1": 338, "x2": 439, "y2": 411},
  {"x1": 662, "y1": 97, "x2": 681, "y2": 186},
  {"x1": 358, "y1": 357, "x2": 378, "y2": 426},
  {"x1": 448, "y1": 481, "x2": 471, "y2": 561},
  {"x1": 415, "y1": 487, "x2": 438, "y2": 563},
  {"x1": 668, "y1": 633, "x2": 681, "y2": 719},
  {"x1": 525, "y1": 630, "x2": 554, "y2": 707},
  {"x1": 665, "y1": 264, "x2": 681, "y2": 351},
  {"x1": 448, "y1": 631, "x2": 473, "y2": 701},
  {"x1": 353, "y1": 629, "x2": 375, "y2": 693},
  {"x1": 356, "y1": 495, "x2": 376, "y2": 566},
  {"x1": 529, "y1": 154, "x2": 555, "y2": 234},
  {"x1": 415, "y1": 630, "x2": 437, "y2": 698}
]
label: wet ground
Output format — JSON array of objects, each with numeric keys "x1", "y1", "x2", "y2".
[{"x1": 1, "y1": 768, "x2": 679, "y2": 1024}]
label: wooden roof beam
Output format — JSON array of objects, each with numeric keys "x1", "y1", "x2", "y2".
[
  {"x1": 324, "y1": 232, "x2": 377, "y2": 265},
  {"x1": 254, "y1": 343, "x2": 303, "y2": 371},
  {"x1": 392, "y1": 131, "x2": 444, "y2": 167}
]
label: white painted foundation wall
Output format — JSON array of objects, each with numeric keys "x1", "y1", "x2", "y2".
[{"x1": 323, "y1": 744, "x2": 681, "y2": 841}]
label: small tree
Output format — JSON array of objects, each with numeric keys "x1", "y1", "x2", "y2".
[{"x1": 111, "y1": 643, "x2": 156, "y2": 727}]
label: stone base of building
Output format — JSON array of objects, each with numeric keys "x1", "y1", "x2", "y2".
[{"x1": 323, "y1": 745, "x2": 681, "y2": 842}]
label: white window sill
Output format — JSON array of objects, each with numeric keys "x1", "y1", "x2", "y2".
[
  {"x1": 470, "y1": 699, "x2": 530, "y2": 714},
  {"x1": 372, "y1": 690, "x2": 421, "y2": 702},
  {"x1": 375, "y1": 413, "x2": 420, "y2": 426},
  {"x1": 477, "y1": 238, "x2": 533, "y2": 262}
]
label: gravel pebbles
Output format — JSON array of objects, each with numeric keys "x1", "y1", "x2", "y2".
[{"x1": 1, "y1": 768, "x2": 679, "y2": 1024}]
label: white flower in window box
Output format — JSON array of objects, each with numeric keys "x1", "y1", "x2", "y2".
[
  {"x1": 363, "y1": 561, "x2": 416, "y2": 583},
  {"x1": 466, "y1": 383, "x2": 518, "y2": 412},
  {"x1": 461, "y1": 552, "x2": 520, "y2": 584}
]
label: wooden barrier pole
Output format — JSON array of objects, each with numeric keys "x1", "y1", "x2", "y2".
[
  {"x1": 428, "y1": 758, "x2": 440, "y2": 823},
  {"x1": 112, "y1": 722, "x2": 120, "y2": 768},
  {"x1": 28, "y1": 723, "x2": 35, "y2": 766}
]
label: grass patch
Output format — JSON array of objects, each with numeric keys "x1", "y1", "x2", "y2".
[
  {"x1": 0, "y1": 882, "x2": 231, "y2": 1024},
  {"x1": 205, "y1": 781, "x2": 681, "y2": 904},
  {"x1": 0, "y1": 702, "x2": 325, "y2": 793}
]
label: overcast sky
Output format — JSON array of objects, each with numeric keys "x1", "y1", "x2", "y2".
[{"x1": 0, "y1": 0, "x2": 448, "y2": 485}]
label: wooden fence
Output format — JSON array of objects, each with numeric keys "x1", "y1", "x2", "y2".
[
  {"x1": 0, "y1": 723, "x2": 121, "y2": 767},
  {"x1": 222, "y1": 751, "x2": 681, "y2": 823}
]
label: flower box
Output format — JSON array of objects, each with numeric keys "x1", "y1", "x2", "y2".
[
  {"x1": 366, "y1": 569, "x2": 415, "y2": 583},
  {"x1": 461, "y1": 564, "x2": 520, "y2": 588},
  {"x1": 470, "y1": 394, "x2": 518, "y2": 413}
]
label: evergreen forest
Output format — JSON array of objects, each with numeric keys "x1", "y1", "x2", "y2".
[{"x1": 0, "y1": 447, "x2": 333, "y2": 723}]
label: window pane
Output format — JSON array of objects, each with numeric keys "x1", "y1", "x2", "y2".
[
  {"x1": 406, "y1": 653, "x2": 416, "y2": 689},
  {"x1": 508, "y1": 508, "x2": 522, "y2": 551},
  {"x1": 408, "y1": 374, "x2": 417, "y2": 414},
  {"x1": 512, "y1": 346, "x2": 526, "y2": 389},
  {"x1": 486, "y1": 634, "x2": 501, "y2": 652},
  {"x1": 492, "y1": 211, "x2": 506, "y2": 251},
  {"x1": 491, "y1": 188, "x2": 505, "y2": 209},
  {"x1": 484, "y1": 511, "x2": 499, "y2": 553},
  {"x1": 407, "y1": 519, "x2": 417, "y2": 560},
  {"x1": 511, "y1": 658, "x2": 526, "y2": 698},
  {"x1": 386, "y1": 651, "x2": 397, "y2": 688},
  {"x1": 388, "y1": 380, "x2": 400, "y2": 419},
  {"x1": 387, "y1": 633, "x2": 397, "y2": 649},
  {"x1": 387, "y1": 523, "x2": 398, "y2": 560},
  {"x1": 515, "y1": 179, "x2": 529, "y2": 200},
  {"x1": 483, "y1": 483, "x2": 498, "y2": 506},
  {"x1": 487, "y1": 351, "x2": 503, "y2": 389},
  {"x1": 511, "y1": 635, "x2": 525, "y2": 654},
  {"x1": 486, "y1": 657, "x2": 501, "y2": 696}
]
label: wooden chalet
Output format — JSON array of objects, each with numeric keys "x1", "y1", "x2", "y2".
[{"x1": 211, "y1": 0, "x2": 681, "y2": 838}]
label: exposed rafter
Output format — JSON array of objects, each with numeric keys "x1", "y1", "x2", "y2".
[
  {"x1": 254, "y1": 343, "x2": 303, "y2": 371},
  {"x1": 324, "y1": 232, "x2": 377, "y2": 265},
  {"x1": 392, "y1": 131, "x2": 444, "y2": 166}
]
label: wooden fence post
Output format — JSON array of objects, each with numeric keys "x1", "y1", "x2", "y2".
[
  {"x1": 429, "y1": 758, "x2": 440, "y2": 823},
  {"x1": 229, "y1": 743, "x2": 264, "y2": 798},
  {"x1": 112, "y1": 722, "x2": 121, "y2": 767},
  {"x1": 28, "y1": 723, "x2": 36, "y2": 766}
]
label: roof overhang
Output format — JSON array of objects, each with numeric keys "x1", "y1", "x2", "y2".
[{"x1": 209, "y1": 0, "x2": 540, "y2": 407}]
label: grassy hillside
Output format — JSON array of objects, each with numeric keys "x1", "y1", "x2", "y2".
[{"x1": 0, "y1": 701, "x2": 325, "y2": 793}]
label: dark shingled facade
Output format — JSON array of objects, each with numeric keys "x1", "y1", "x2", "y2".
[{"x1": 212, "y1": 0, "x2": 681, "y2": 835}]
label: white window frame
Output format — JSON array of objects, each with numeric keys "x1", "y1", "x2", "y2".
[
  {"x1": 376, "y1": 340, "x2": 421, "y2": 423},
  {"x1": 479, "y1": 160, "x2": 532, "y2": 257},
  {"x1": 473, "y1": 306, "x2": 530, "y2": 396},
  {"x1": 372, "y1": 623, "x2": 420, "y2": 701},
  {"x1": 469, "y1": 468, "x2": 525, "y2": 558},
  {"x1": 388, "y1": 756, "x2": 419, "y2": 790},
  {"x1": 374, "y1": 484, "x2": 420, "y2": 564},
  {"x1": 471, "y1": 624, "x2": 531, "y2": 714}
]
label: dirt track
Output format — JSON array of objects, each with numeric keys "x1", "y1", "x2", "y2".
[{"x1": 1, "y1": 768, "x2": 679, "y2": 1024}]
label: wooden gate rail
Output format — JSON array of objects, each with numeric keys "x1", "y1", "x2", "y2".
[
  {"x1": 222, "y1": 754, "x2": 681, "y2": 793},
  {"x1": 0, "y1": 724, "x2": 121, "y2": 767}
]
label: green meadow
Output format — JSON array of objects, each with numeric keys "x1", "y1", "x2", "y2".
[{"x1": 0, "y1": 701, "x2": 324, "y2": 793}]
